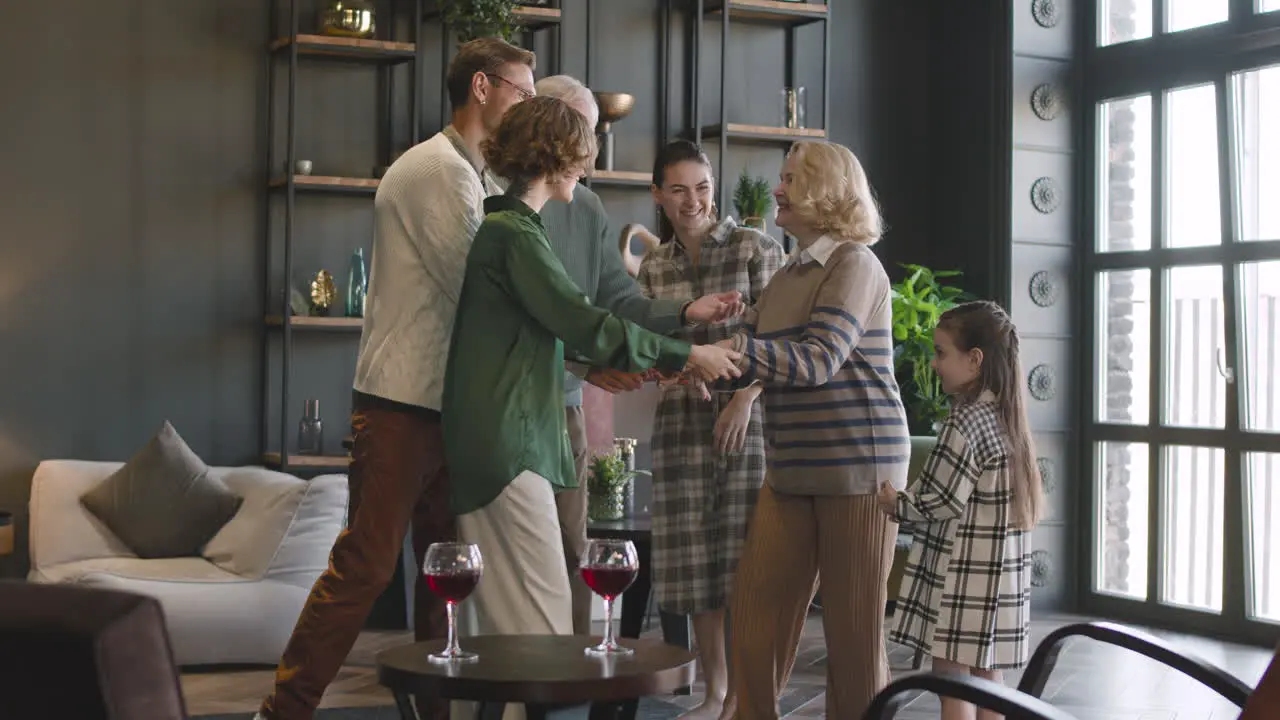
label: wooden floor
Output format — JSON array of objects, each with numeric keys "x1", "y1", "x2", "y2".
[{"x1": 181, "y1": 612, "x2": 1275, "y2": 718}]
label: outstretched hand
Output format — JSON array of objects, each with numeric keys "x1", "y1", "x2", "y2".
[
  {"x1": 685, "y1": 291, "x2": 746, "y2": 324},
  {"x1": 584, "y1": 367, "x2": 646, "y2": 394}
]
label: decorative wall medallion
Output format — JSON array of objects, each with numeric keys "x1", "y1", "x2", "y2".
[
  {"x1": 1032, "y1": 0, "x2": 1060, "y2": 28},
  {"x1": 1031, "y1": 550, "x2": 1053, "y2": 587},
  {"x1": 1029, "y1": 270, "x2": 1060, "y2": 307},
  {"x1": 1028, "y1": 363, "x2": 1056, "y2": 401},
  {"x1": 1031, "y1": 83, "x2": 1063, "y2": 121},
  {"x1": 1038, "y1": 457, "x2": 1056, "y2": 494},
  {"x1": 1030, "y1": 177, "x2": 1061, "y2": 214}
]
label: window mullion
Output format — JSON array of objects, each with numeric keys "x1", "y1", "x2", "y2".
[{"x1": 1147, "y1": 87, "x2": 1166, "y2": 608}]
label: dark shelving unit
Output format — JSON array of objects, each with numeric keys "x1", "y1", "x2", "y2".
[
  {"x1": 261, "y1": 0, "x2": 422, "y2": 474},
  {"x1": 422, "y1": 2, "x2": 565, "y2": 136},
  {"x1": 687, "y1": 0, "x2": 831, "y2": 246}
]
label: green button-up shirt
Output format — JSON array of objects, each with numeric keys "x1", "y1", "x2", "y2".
[{"x1": 442, "y1": 194, "x2": 692, "y2": 515}]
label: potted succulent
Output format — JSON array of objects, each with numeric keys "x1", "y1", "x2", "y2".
[
  {"x1": 733, "y1": 170, "x2": 773, "y2": 232},
  {"x1": 436, "y1": 0, "x2": 521, "y2": 43},
  {"x1": 891, "y1": 263, "x2": 971, "y2": 436}
]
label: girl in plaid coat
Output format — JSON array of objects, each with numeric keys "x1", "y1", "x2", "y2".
[{"x1": 877, "y1": 300, "x2": 1045, "y2": 720}]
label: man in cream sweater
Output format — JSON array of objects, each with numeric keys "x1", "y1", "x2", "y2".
[{"x1": 258, "y1": 37, "x2": 536, "y2": 720}]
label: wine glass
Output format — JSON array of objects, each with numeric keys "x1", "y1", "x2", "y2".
[
  {"x1": 579, "y1": 538, "x2": 639, "y2": 656},
  {"x1": 423, "y1": 542, "x2": 484, "y2": 663}
]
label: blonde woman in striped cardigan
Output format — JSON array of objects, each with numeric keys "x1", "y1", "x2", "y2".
[{"x1": 716, "y1": 140, "x2": 910, "y2": 719}]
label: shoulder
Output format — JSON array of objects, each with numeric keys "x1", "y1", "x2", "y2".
[
  {"x1": 727, "y1": 226, "x2": 784, "y2": 258},
  {"x1": 573, "y1": 183, "x2": 607, "y2": 217},
  {"x1": 942, "y1": 401, "x2": 1005, "y2": 461},
  {"x1": 827, "y1": 243, "x2": 888, "y2": 285},
  {"x1": 381, "y1": 135, "x2": 479, "y2": 192}
]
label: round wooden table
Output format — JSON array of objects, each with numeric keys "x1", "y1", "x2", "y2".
[{"x1": 376, "y1": 634, "x2": 696, "y2": 720}]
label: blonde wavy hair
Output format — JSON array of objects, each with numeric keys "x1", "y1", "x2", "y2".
[{"x1": 784, "y1": 140, "x2": 882, "y2": 245}]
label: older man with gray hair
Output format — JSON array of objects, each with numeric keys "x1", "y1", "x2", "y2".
[{"x1": 535, "y1": 74, "x2": 741, "y2": 635}]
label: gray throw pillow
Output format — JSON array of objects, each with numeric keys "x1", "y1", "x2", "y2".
[{"x1": 81, "y1": 421, "x2": 243, "y2": 559}]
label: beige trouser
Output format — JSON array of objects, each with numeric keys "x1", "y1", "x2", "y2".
[
  {"x1": 556, "y1": 405, "x2": 594, "y2": 635},
  {"x1": 729, "y1": 484, "x2": 897, "y2": 720},
  {"x1": 454, "y1": 471, "x2": 577, "y2": 720}
]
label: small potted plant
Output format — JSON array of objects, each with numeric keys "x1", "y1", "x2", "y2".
[
  {"x1": 436, "y1": 0, "x2": 521, "y2": 43},
  {"x1": 733, "y1": 170, "x2": 773, "y2": 232},
  {"x1": 587, "y1": 451, "x2": 635, "y2": 522}
]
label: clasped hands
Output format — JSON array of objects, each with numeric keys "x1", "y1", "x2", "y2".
[{"x1": 584, "y1": 291, "x2": 746, "y2": 396}]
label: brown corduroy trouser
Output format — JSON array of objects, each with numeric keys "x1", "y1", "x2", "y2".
[
  {"x1": 260, "y1": 396, "x2": 457, "y2": 720},
  {"x1": 729, "y1": 484, "x2": 897, "y2": 720}
]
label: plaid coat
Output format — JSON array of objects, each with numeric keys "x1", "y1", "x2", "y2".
[
  {"x1": 637, "y1": 218, "x2": 785, "y2": 613},
  {"x1": 888, "y1": 393, "x2": 1032, "y2": 670}
]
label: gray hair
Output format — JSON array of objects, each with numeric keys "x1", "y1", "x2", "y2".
[{"x1": 534, "y1": 75, "x2": 598, "y2": 119}]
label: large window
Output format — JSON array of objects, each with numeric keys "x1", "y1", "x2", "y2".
[{"x1": 1084, "y1": 2, "x2": 1280, "y2": 641}]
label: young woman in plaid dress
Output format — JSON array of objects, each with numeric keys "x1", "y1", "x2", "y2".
[
  {"x1": 637, "y1": 140, "x2": 784, "y2": 720},
  {"x1": 877, "y1": 300, "x2": 1046, "y2": 720}
]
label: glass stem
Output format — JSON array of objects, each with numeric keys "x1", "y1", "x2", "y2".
[
  {"x1": 603, "y1": 596, "x2": 616, "y2": 647},
  {"x1": 446, "y1": 601, "x2": 459, "y2": 654}
]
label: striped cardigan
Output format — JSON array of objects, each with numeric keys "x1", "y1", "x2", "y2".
[{"x1": 728, "y1": 238, "x2": 910, "y2": 495}]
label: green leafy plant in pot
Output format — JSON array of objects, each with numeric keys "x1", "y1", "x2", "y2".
[
  {"x1": 891, "y1": 263, "x2": 972, "y2": 435},
  {"x1": 587, "y1": 452, "x2": 636, "y2": 521},
  {"x1": 733, "y1": 170, "x2": 773, "y2": 232},
  {"x1": 436, "y1": 0, "x2": 521, "y2": 44}
]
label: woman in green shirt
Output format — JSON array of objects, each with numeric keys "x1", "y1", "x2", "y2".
[{"x1": 441, "y1": 96, "x2": 743, "y2": 652}]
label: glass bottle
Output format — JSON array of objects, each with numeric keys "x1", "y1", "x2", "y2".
[
  {"x1": 346, "y1": 247, "x2": 367, "y2": 318},
  {"x1": 781, "y1": 87, "x2": 806, "y2": 129},
  {"x1": 298, "y1": 399, "x2": 324, "y2": 455}
]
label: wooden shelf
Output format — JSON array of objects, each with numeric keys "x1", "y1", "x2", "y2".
[
  {"x1": 513, "y1": 5, "x2": 561, "y2": 29},
  {"x1": 266, "y1": 316, "x2": 364, "y2": 331},
  {"x1": 589, "y1": 170, "x2": 652, "y2": 187},
  {"x1": 263, "y1": 452, "x2": 351, "y2": 470},
  {"x1": 698, "y1": 123, "x2": 827, "y2": 145},
  {"x1": 425, "y1": 5, "x2": 561, "y2": 31},
  {"x1": 269, "y1": 175, "x2": 380, "y2": 194},
  {"x1": 269, "y1": 34, "x2": 415, "y2": 63},
  {"x1": 705, "y1": 0, "x2": 829, "y2": 25}
]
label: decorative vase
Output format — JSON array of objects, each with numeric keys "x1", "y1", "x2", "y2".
[
  {"x1": 298, "y1": 399, "x2": 324, "y2": 455},
  {"x1": 345, "y1": 247, "x2": 367, "y2": 318},
  {"x1": 593, "y1": 92, "x2": 635, "y2": 171},
  {"x1": 321, "y1": 0, "x2": 376, "y2": 39},
  {"x1": 588, "y1": 486, "x2": 626, "y2": 522},
  {"x1": 781, "y1": 86, "x2": 806, "y2": 129},
  {"x1": 742, "y1": 216, "x2": 767, "y2": 233}
]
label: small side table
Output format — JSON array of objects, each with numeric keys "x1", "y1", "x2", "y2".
[{"x1": 376, "y1": 635, "x2": 695, "y2": 720}]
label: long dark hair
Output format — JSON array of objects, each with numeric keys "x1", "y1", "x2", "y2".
[
  {"x1": 651, "y1": 140, "x2": 715, "y2": 244},
  {"x1": 937, "y1": 300, "x2": 1045, "y2": 531}
]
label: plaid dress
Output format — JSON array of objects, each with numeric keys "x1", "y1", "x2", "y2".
[
  {"x1": 888, "y1": 393, "x2": 1032, "y2": 670},
  {"x1": 637, "y1": 219, "x2": 785, "y2": 614}
]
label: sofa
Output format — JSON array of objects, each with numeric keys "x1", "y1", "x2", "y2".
[{"x1": 28, "y1": 459, "x2": 348, "y2": 666}]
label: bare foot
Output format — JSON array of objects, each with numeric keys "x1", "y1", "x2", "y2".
[{"x1": 678, "y1": 697, "x2": 726, "y2": 720}]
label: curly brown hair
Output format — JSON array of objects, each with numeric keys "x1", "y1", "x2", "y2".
[{"x1": 481, "y1": 96, "x2": 597, "y2": 189}]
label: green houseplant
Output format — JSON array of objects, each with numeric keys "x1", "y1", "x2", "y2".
[
  {"x1": 733, "y1": 170, "x2": 773, "y2": 232},
  {"x1": 891, "y1": 263, "x2": 971, "y2": 435},
  {"x1": 436, "y1": 0, "x2": 521, "y2": 43}
]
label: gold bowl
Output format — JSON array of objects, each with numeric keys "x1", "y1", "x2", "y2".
[{"x1": 594, "y1": 92, "x2": 635, "y2": 130}]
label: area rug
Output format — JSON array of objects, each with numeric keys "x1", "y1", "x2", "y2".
[{"x1": 193, "y1": 697, "x2": 687, "y2": 720}]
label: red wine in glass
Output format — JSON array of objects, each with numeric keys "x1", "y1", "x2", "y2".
[
  {"x1": 422, "y1": 542, "x2": 483, "y2": 663},
  {"x1": 427, "y1": 570, "x2": 480, "y2": 603},
  {"x1": 581, "y1": 566, "x2": 637, "y2": 600},
  {"x1": 579, "y1": 538, "x2": 640, "y2": 656}
]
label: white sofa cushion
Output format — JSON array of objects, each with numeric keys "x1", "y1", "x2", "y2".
[{"x1": 29, "y1": 556, "x2": 241, "y2": 585}]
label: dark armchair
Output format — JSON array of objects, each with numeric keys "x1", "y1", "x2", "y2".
[
  {"x1": 865, "y1": 621, "x2": 1275, "y2": 720},
  {"x1": 0, "y1": 580, "x2": 189, "y2": 719}
]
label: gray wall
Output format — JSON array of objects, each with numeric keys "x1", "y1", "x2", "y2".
[{"x1": 0, "y1": 0, "x2": 952, "y2": 579}]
